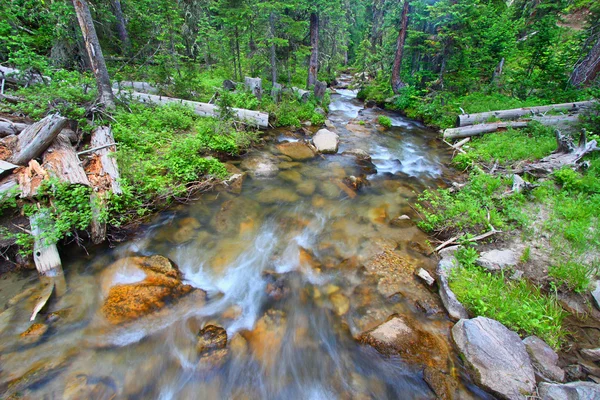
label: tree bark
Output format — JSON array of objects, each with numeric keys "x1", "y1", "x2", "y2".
[
  {"x1": 269, "y1": 12, "x2": 278, "y2": 84},
  {"x1": 371, "y1": 0, "x2": 384, "y2": 49},
  {"x1": 456, "y1": 101, "x2": 596, "y2": 127},
  {"x1": 571, "y1": 35, "x2": 600, "y2": 87},
  {"x1": 72, "y1": 0, "x2": 115, "y2": 110},
  {"x1": 391, "y1": 0, "x2": 410, "y2": 94},
  {"x1": 111, "y1": 0, "x2": 131, "y2": 55},
  {"x1": 0, "y1": 121, "x2": 29, "y2": 137},
  {"x1": 42, "y1": 134, "x2": 91, "y2": 186},
  {"x1": 307, "y1": 12, "x2": 320, "y2": 88}
]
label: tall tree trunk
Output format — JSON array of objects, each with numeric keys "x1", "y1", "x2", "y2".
[
  {"x1": 391, "y1": 0, "x2": 410, "y2": 94},
  {"x1": 307, "y1": 12, "x2": 319, "y2": 89},
  {"x1": 371, "y1": 0, "x2": 384, "y2": 49},
  {"x1": 571, "y1": 35, "x2": 600, "y2": 87},
  {"x1": 111, "y1": 0, "x2": 130, "y2": 55},
  {"x1": 235, "y1": 26, "x2": 242, "y2": 81},
  {"x1": 72, "y1": 0, "x2": 115, "y2": 110},
  {"x1": 269, "y1": 12, "x2": 277, "y2": 84}
]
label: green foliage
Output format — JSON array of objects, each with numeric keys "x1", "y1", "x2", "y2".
[
  {"x1": 450, "y1": 262, "x2": 566, "y2": 348},
  {"x1": 417, "y1": 171, "x2": 528, "y2": 234},
  {"x1": 377, "y1": 115, "x2": 392, "y2": 128},
  {"x1": 549, "y1": 261, "x2": 597, "y2": 293}
]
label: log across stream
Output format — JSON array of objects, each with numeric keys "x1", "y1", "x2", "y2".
[{"x1": 0, "y1": 84, "x2": 490, "y2": 399}]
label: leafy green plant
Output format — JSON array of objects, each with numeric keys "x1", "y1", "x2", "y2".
[
  {"x1": 377, "y1": 115, "x2": 392, "y2": 128},
  {"x1": 549, "y1": 261, "x2": 597, "y2": 293}
]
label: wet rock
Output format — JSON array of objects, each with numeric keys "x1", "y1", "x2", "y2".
[
  {"x1": 240, "y1": 153, "x2": 279, "y2": 178},
  {"x1": 359, "y1": 315, "x2": 450, "y2": 369},
  {"x1": 213, "y1": 198, "x2": 260, "y2": 234},
  {"x1": 538, "y1": 381, "x2": 600, "y2": 400},
  {"x1": 476, "y1": 249, "x2": 519, "y2": 271},
  {"x1": 364, "y1": 249, "x2": 417, "y2": 297},
  {"x1": 523, "y1": 336, "x2": 565, "y2": 382},
  {"x1": 367, "y1": 205, "x2": 388, "y2": 224},
  {"x1": 256, "y1": 187, "x2": 300, "y2": 204},
  {"x1": 123, "y1": 354, "x2": 162, "y2": 396},
  {"x1": 229, "y1": 333, "x2": 248, "y2": 357},
  {"x1": 278, "y1": 170, "x2": 303, "y2": 184},
  {"x1": 263, "y1": 270, "x2": 290, "y2": 301},
  {"x1": 452, "y1": 317, "x2": 536, "y2": 400},
  {"x1": 19, "y1": 323, "x2": 48, "y2": 345},
  {"x1": 197, "y1": 325, "x2": 227, "y2": 354},
  {"x1": 319, "y1": 181, "x2": 341, "y2": 198},
  {"x1": 436, "y1": 247, "x2": 469, "y2": 321},
  {"x1": 278, "y1": 161, "x2": 302, "y2": 169},
  {"x1": 581, "y1": 348, "x2": 600, "y2": 361},
  {"x1": 242, "y1": 310, "x2": 286, "y2": 371},
  {"x1": 342, "y1": 175, "x2": 369, "y2": 191},
  {"x1": 592, "y1": 281, "x2": 600, "y2": 310},
  {"x1": 416, "y1": 268, "x2": 435, "y2": 287},
  {"x1": 390, "y1": 214, "x2": 412, "y2": 228},
  {"x1": 423, "y1": 367, "x2": 458, "y2": 400},
  {"x1": 346, "y1": 122, "x2": 372, "y2": 136},
  {"x1": 100, "y1": 256, "x2": 196, "y2": 325},
  {"x1": 198, "y1": 348, "x2": 228, "y2": 370},
  {"x1": 312, "y1": 195, "x2": 328, "y2": 208},
  {"x1": 325, "y1": 119, "x2": 335, "y2": 129},
  {"x1": 208, "y1": 238, "x2": 250, "y2": 274},
  {"x1": 312, "y1": 129, "x2": 339, "y2": 154},
  {"x1": 276, "y1": 142, "x2": 316, "y2": 160},
  {"x1": 296, "y1": 180, "x2": 316, "y2": 196},
  {"x1": 222, "y1": 305, "x2": 242, "y2": 320},
  {"x1": 172, "y1": 225, "x2": 197, "y2": 244},
  {"x1": 342, "y1": 148, "x2": 371, "y2": 161},
  {"x1": 330, "y1": 292, "x2": 350, "y2": 316},
  {"x1": 63, "y1": 374, "x2": 117, "y2": 400}
]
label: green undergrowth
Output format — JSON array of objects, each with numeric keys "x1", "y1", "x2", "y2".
[
  {"x1": 377, "y1": 115, "x2": 392, "y2": 128},
  {"x1": 450, "y1": 247, "x2": 567, "y2": 349}
]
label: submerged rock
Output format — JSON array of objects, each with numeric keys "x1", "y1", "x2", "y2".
[
  {"x1": 63, "y1": 374, "x2": 117, "y2": 400},
  {"x1": 538, "y1": 381, "x2": 600, "y2": 400},
  {"x1": 523, "y1": 335, "x2": 565, "y2": 382},
  {"x1": 312, "y1": 129, "x2": 339, "y2": 154},
  {"x1": 329, "y1": 292, "x2": 350, "y2": 316},
  {"x1": 19, "y1": 323, "x2": 48, "y2": 345},
  {"x1": 100, "y1": 255, "x2": 196, "y2": 325},
  {"x1": 256, "y1": 187, "x2": 300, "y2": 204},
  {"x1": 452, "y1": 317, "x2": 536, "y2": 400},
  {"x1": 213, "y1": 197, "x2": 260, "y2": 234},
  {"x1": 296, "y1": 180, "x2": 316, "y2": 196},
  {"x1": 363, "y1": 249, "x2": 417, "y2": 297},
  {"x1": 240, "y1": 152, "x2": 279, "y2": 178},
  {"x1": 197, "y1": 325, "x2": 228, "y2": 354},
  {"x1": 242, "y1": 310, "x2": 287, "y2": 371},
  {"x1": 276, "y1": 142, "x2": 316, "y2": 160}
]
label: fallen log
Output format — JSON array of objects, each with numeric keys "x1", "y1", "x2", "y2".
[
  {"x1": 85, "y1": 126, "x2": 122, "y2": 243},
  {"x1": 42, "y1": 134, "x2": 90, "y2": 186},
  {"x1": 30, "y1": 209, "x2": 63, "y2": 277},
  {"x1": 0, "y1": 66, "x2": 49, "y2": 86},
  {"x1": 444, "y1": 115, "x2": 580, "y2": 139},
  {"x1": 115, "y1": 90, "x2": 269, "y2": 129},
  {"x1": 456, "y1": 101, "x2": 596, "y2": 127},
  {"x1": 8, "y1": 114, "x2": 68, "y2": 165},
  {"x1": 17, "y1": 160, "x2": 47, "y2": 199},
  {"x1": 0, "y1": 175, "x2": 18, "y2": 197},
  {"x1": 0, "y1": 120, "x2": 29, "y2": 137},
  {"x1": 112, "y1": 81, "x2": 158, "y2": 94}
]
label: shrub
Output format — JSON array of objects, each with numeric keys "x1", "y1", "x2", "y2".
[{"x1": 378, "y1": 115, "x2": 392, "y2": 128}]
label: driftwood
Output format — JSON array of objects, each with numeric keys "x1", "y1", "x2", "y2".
[
  {"x1": 85, "y1": 127, "x2": 122, "y2": 243},
  {"x1": 456, "y1": 101, "x2": 596, "y2": 127},
  {"x1": 8, "y1": 114, "x2": 67, "y2": 165},
  {"x1": 30, "y1": 210, "x2": 62, "y2": 277},
  {"x1": 432, "y1": 229, "x2": 501, "y2": 254},
  {"x1": 112, "y1": 81, "x2": 158, "y2": 94},
  {"x1": 444, "y1": 115, "x2": 580, "y2": 139},
  {"x1": 42, "y1": 134, "x2": 90, "y2": 186},
  {"x1": 244, "y1": 77, "x2": 263, "y2": 100},
  {"x1": 115, "y1": 90, "x2": 269, "y2": 129},
  {"x1": 0, "y1": 120, "x2": 29, "y2": 137},
  {"x1": 522, "y1": 130, "x2": 599, "y2": 175},
  {"x1": 0, "y1": 93, "x2": 25, "y2": 104}
]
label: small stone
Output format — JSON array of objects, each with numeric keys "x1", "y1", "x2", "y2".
[
  {"x1": 581, "y1": 348, "x2": 600, "y2": 362},
  {"x1": 197, "y1": 325, "x2": 227, "y2": 354},
  {"x1": 476, "y1": 249, "x2": 519, "y2": 271},
  {"x1": 538, "y1": 381, "x2": 600, "y2": 400},
  {"x1": 416, "y1": 268, "x2": 435, "y2": 286},
  {"x1": 330, "y1": 292, "x2": 350, "y2": 316},
  {"x1": 510, "y1": 269, "x2": 524, "y2": 280},
  {"x1": 523, "y1": 336, "x2": 565, "y2": 382}
]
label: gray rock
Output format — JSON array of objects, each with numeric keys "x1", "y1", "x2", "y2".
[
  {"x1": 416, "y1": 268, "x2": 435, "y2": 286},
  {"x1": 592, "y1": 281, "x2": 600, "y2": 311},
  {"x1": 538, "y1": 381, "x2": 600, "y2": 400},
  {"x1": 522, "y1": 336, "x2": 565, "y2": 382},
  {"x1": 240, "y1": 153, "x2": 279, "y2": 179},
  {"x1": 581, "y1": 348, "x2": 600, "y2": 362},
  {"x1": 452, "y1": 317, "x2": 536, "y2": 399},
  {"x1": 436, "y1": 247, "x2": 469, "y2": 321},
  {"x1": 312, "y1": 129, "x2": 339, "y2": 154},
  {"x1": 342, "y1": 148, "x2": 371, "y2": 160},
  {"x1": 476, "y1": 249, "x2": 518, "y2": 271},
  {"x1": 324, "y1": 119, "x2": 335, "y2": 129}
]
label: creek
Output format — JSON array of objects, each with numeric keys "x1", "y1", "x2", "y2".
[{"x1": 0, "y1": 77, "x2": 491, "y2": 399}]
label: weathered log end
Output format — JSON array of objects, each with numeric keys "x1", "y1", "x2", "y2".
[
  {"x1": 30, "y1": 211, "x2": 63, "y2": 277},
  {"x1": 9, "y1": 114, "x2": 67, "y2": 166},
  {"x1": 244, "y1": 77, "x2": 263, "y2": 100}
]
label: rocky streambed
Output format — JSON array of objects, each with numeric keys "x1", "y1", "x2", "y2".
[{"x1": 2, "y1": 77, "x2": 596, "y2": 399}]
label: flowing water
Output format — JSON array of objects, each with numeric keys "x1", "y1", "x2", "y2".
[{"x1": 0, "y1": 79, "x2": 490, "y2": 399}]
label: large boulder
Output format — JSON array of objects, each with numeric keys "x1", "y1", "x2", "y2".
[
  {"x1": 312, "y1": 129, "x2": 339, "y2": 154},
  {"x1": 452, "y1": 317, "x2": 536, "y2": 399},
  {"x1": 538, "y1": 381, "x2": 600, "y2": 400},
  {"x1": 522, "y1": 336, "x2": 565, "y2": 382},
  {"x1": 100, "y1": 255, "x2": 196, "y2": 325},
  {"x1": 276, "y1": 142, "x2": 316, "y2": 160}
]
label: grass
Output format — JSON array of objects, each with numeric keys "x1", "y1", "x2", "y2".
[
  {"x1": 451, "y1": 247, "x2": 567, "y2": 349},
  {"x1": 378, "y1": 115, "x2": 392, "y2": 128},
  {"x1": 549, "y1": 261, "x2": 597, "y2": 293}
]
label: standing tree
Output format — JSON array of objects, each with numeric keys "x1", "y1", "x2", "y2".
[
  {"x1": 72, "y1": 0, "x2": 115, "y2": 109},
  {"x1": 307, "y1": 11, "x2": 319, "y2": 88},
  {"x1": 391, "y1": 0, "x2": 409, "y2": 94},
  {"x1": 111, "y1": 0, "x2": 131, "y2": 55},
  {"x1": 571, "y1": 35, "x2": 600, "y2": 87}
]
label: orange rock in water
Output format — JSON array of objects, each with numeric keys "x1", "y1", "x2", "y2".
[
  {"x1": 100, "y1": 255, "x2": 194, "y2": 325},
  {"x1": 368, "y1": 205, "x2": 388, "y2": 224}
]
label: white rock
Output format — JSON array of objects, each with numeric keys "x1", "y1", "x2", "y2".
[
  {"x1": 416, "y1": 268, "x2": 435, "y2": 286},
  {"x1": 476, "y1": 249, "x2": 518, "y2": 271},
  {"x1": 312, "y1": 129, "x2": 339, "y2": 154}
]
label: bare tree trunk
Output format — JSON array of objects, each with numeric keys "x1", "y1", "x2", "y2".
[
  {"x1": 72, "y1": 0, "x2": 115, "y2": 110},
  {"x1": 235, "y1": 26, "x2": 243, "y2": 81},
  {"x1": 269, "y1": 12, "x2": 278, "y2": 84},
  {"x1": 571, "y1": 35, "x2": 600, "y2": 87},
  {"x1": 371, "y1": 0, "x2": 384, "y2": 49},
  {"x1": 307, "y1": 12, "x2": 319, "y2": 89},
  {"x1": 111, "y1": 0, "x2": 131, "y2": 55},
  {"x1": 391, "y1": 0, "x2": 410, "y2": 94}
]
